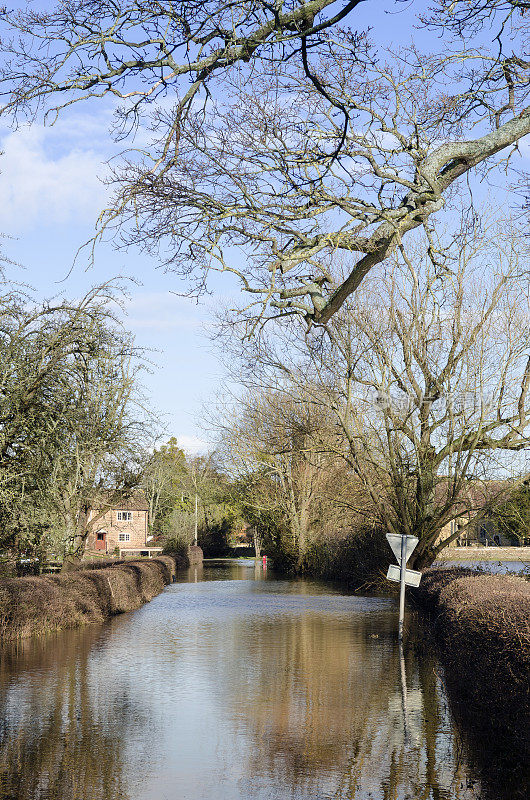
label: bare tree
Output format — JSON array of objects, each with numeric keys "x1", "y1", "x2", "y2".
[
  {"x1": 217, "y1": 220, "x2": 530, "y2": 568},
  {"x1": 0, "y1": 3, "x2": 527, "y2": 324},
  {"x1": 213, "y1": 388, "x2": 361, "y2": 566},
  {"x1": 0, "y1": 1, "x2": 363, "y2": 144}
]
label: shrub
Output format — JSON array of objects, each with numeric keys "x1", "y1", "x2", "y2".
[
  {"x1": 302, "y1": 526, "x2": 390, "y2": 589},
  {"x1": 0, "y1": 556, "x2": 176, "y2": 641},
  {"x1": 198, "y1": 519, "x2": 232, "y2": 557},
  {"x1": 414, "y1": 568, "x2": 530, "y2": 797},
  {"x1": 162, "y1": 537, "x2": 190, "y2": 568}
]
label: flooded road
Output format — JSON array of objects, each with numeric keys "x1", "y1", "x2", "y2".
[{"x1": 0, "y1": 561, "x2": 489, "y2": 799}]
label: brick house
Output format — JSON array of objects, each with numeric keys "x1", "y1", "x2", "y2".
[{"x1": 85, "y1": 495, "x2": 162, "y2": 557}]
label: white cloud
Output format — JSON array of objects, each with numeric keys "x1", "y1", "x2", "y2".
[{"x1": 0, "y1": 125, "x2": 109, "y2": 230}]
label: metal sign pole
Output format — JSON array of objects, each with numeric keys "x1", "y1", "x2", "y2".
[
  {"x1": 385, "y1": 532, "x2": 421, "y2": 639},
  {"x1": 398, "y1": 534, "x2": 407, "y2": 641}
]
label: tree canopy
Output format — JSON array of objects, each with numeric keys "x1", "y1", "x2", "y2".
[
  {"x1": 0, "y1": 282, "x2": 152, "y2": 557},
  {"x1": 0, "y1": 1, "x2": 527, "y2": 325}
]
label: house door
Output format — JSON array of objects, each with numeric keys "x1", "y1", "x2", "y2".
[{"x1": 95, "y1": 532, "x2": 106, "y2": 551}]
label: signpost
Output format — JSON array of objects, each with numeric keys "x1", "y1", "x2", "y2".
[
  {"x1": 385, "y1": 533, "x2": 422, "y2": 640},
  {"x1": 386, "y1": 564, "x2": 422, "y2": 587}
]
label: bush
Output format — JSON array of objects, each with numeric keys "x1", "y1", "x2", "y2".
[
  {"x1": 162, "y1": 537, "x2": 190, "y2": 568},
  {"x1": 198, "y1": 519, "x2": 232, "y2": 557},
  {"x1": 302, "y1": 526, "x2": 390, "y2": 589},
  {"x1": 0, "y1": 556, "x2": 176, "y2": 641},
  {"x1": 414, "y1": 568, "x2": 530, "y2": 798},
  {"x1": 15, "y1": 559, "x2": 40, "y2": 577}
]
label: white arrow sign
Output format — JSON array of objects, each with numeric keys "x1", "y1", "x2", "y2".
[
  {"x1": 386, "y1": 533, "x2": 418, "y2": 565},
  {"x1": 386, "y1": 564, "x2": 422, "y2": 588}
]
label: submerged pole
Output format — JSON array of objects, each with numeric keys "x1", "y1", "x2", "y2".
[
  {"x1": 398, "y1": 534, "x2": 407, "y2": 640},
  {"x1": 399, "y1": 638, "x2": 409, "y2": 745}
]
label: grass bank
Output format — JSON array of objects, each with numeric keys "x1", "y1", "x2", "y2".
[
  {"x1": 413, "y1": 567, "x2": 530, "y2": 798},
  {"x1": 0, "y1": 556, "x2": 177, "y2": 641}
]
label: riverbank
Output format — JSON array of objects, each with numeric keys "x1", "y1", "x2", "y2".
[
  {"x1": 413, "y1": 567, "x2": 530, "y2": 796},
  {"x1": 0, "y1": 556, "x2": 177, "y2": 641}
]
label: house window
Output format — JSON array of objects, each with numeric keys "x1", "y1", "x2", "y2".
[
  {"x1": 117, "y1": 511, "x2": 132, "y2": 521},
  {"x1": 96, "y1": 532, "x2": 105, "y2": 541},
  {"x1": 118, "y1": 533, "x2": 130, "y2": 542}
]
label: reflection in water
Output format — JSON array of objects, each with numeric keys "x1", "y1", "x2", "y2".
[
  {"x1": 0, "y1": 627, "x2": 128, "y2": 800},
  {"x1": 434, "y1": 559, "x2": 529, "y2": 575},
  {"x1": 0, "y1": 563, "x2": 488, "y2": 799}
]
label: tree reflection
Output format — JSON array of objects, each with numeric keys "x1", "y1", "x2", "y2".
[
  {"x1": 199, "y1": 605, "x2": 482, "y2": 799},
  {"x1": 0, "y1": 627, "x2": 128, "y2": 800},
  {"x1": 0, "y1": 575, "x2": 515, "y2": 800}
]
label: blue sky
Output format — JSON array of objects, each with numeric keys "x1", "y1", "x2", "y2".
[
  {"x1": 0, "y1": 109, "x2": 237, "y2": 454},
  {"x1": 0, "y1": 0, "x2": 527, "y2": 455}
]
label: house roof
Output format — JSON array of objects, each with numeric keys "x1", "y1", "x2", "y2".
[
  {"x1": 95, "y1": 492, "x2": 149, "y2": 512},
  {"x1": 113, "y1": 496, "x2": 149, "y2": 512}
]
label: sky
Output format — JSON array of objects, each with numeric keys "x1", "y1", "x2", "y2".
[
  {"x1": 0, "y1": 107, "x2": 233, "y2": 455},
  {"x1": 0, "y1": 1, "x2": 527, "y2": 457}
]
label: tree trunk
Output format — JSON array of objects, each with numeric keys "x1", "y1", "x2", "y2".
[
  {"x1": 252, "y1": 528, "x2": 262, "y2": 559},
  {"x1": 61, "y1": 513, "x2": 89, "y2": 571},
  {"x1": 410, "y1": 547, "x2": 437, "y2": 571}
]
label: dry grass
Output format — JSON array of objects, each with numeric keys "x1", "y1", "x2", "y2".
[{"x1": 0, "y1": 556, "x2": 176, "y2": 641}]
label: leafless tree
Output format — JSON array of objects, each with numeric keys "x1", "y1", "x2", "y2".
[
  {"x1": 0, "y1": 1, "x2": 364, "y2": 145},
  {"x1": 119, "y1": 43, "x2": 527, "y2": 327},
  {"x1": 0, "y1": 2, "x2": 527, "y2": 325},
  {"x1": 216, "y1": 220, "x2": 530, "y2": 567},
  {"x1": 212, "y1": 387, "x2": 366, "y2": 565}
]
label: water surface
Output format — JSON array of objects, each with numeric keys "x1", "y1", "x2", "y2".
[
  {"x1": 0, "y1": 561, "x2": 491, "y2": 799},
  {"x1": 434, "y1": 558, "x2": 529, "y2": 575}
]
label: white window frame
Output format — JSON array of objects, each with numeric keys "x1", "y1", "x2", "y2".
[
  {"x1": 117, "y1": 511, "x2": 132, "y2": 521},
  {"x1": 118, "y1": 533, "x2": 130, "y2": 542}
]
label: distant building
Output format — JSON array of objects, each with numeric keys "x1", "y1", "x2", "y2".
[
  {"x1": 434, "y1": 480, "x2": 514, "y2": 548},
  {"x1": 436, "y1": 515, "x2": 513, "y2": 547},
  {"x1": 85, "y1": 495, "x2": 162, "y2": 558}
]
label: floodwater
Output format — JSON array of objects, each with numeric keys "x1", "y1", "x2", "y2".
[
  {"x1": 0, "y1": 560, "x2": 509, "y2": 800},
  {"x1": 434, "y1": 559, "x2": 530, "y2": 575}
]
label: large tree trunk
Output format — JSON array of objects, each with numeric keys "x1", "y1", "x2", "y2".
[{"x1": 410, "y1": 548, "x2": 437, "y2": 571}]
